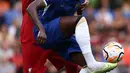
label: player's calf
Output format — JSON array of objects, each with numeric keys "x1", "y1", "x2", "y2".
[
  {"x1": 70, "y1": 52, "x2": 86, "y2": 67},
  {"x1": 75, "y1": 16, "x2": 92, "y2": 55}
]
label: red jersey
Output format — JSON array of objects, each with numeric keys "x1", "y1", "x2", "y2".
[
  {"x1": 22, "y1": 0, "x2": 33, "y2": 14},
  {"x1": 20, "y1": 0, "x2": 35, "y2": 43}
]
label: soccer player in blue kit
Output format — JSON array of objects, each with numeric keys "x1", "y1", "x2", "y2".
[{"x1": 27, "y1": 0, "x2": 117, "y2": 73}]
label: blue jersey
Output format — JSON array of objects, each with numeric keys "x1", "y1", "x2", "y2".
[
  {"x1": 34, "y1": 0, "x2": 85, "y2": 60},
  {"x1": 40, "y1": 0, "x2": 85, "y2": 23}
]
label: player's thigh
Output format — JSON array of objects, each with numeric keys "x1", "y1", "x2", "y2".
[
  {"x1": 45, "y1": 16, "x2": 82, "y2": 39},
  {"x1": 60, "y1": 16, "x2": 82, "y2": 38},
  {"x1": 70, "y1": 52, "x2": 86, "y2": 67}
]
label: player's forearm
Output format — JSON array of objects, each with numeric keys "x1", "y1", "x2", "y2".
[{"x1": 26, "y1": 0, "x2": 47, "y2": 30}]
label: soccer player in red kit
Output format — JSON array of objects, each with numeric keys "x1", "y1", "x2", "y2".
[
  {"x1": 21, "y1": 0, "x2": 47, "y2": 72},
  {"x1": 20, "y1": 0, "x2": 80, "y2": 73}
]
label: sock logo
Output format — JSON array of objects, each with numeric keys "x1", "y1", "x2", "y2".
[{"x1": 28, "y1": 68, "x2": 32, "y2": 73}]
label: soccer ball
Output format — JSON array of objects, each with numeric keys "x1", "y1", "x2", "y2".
[{"x1": 103, "y1": 42, "x2": 124, "y2": 63}]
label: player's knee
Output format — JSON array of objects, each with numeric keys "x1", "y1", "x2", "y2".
[{"x1": 76, "y1": 16, "x2": 87, "y2": 26}]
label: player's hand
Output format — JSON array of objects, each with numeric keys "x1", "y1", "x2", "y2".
[{"x1": 37, "y1": 29, "x2": 47, "y2": 44}]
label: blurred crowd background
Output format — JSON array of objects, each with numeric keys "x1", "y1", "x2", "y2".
[{"x1": 0, "y1": 0, "x2": 130, "y2": 73}]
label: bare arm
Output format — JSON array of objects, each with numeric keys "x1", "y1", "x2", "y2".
[
  {"x1": 27, "y1": 0, "x2": 47, "y2": 43},
  {"x1": 27, "y1": 0, "x2": 47, "y2": 30}
]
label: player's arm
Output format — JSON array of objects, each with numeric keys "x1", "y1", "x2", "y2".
[{"x1": 26, "y1": 0, "x2": 47, "y2": 43}]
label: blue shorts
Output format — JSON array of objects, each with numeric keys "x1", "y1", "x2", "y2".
[{"x1": 34, "y1": 11, "x2": 81, "y2": 60}]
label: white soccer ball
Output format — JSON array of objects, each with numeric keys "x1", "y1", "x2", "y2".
[{"x1": 103, "y1": 42, "x2": 124, "y2": 63}]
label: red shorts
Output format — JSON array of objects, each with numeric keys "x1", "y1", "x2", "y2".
[
  {"x1": 22, "y1": 43, "x2": 78, "y2": 73},
  {"x1": 22, "y1": 43, "x2": 45, "y2": 73}
]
